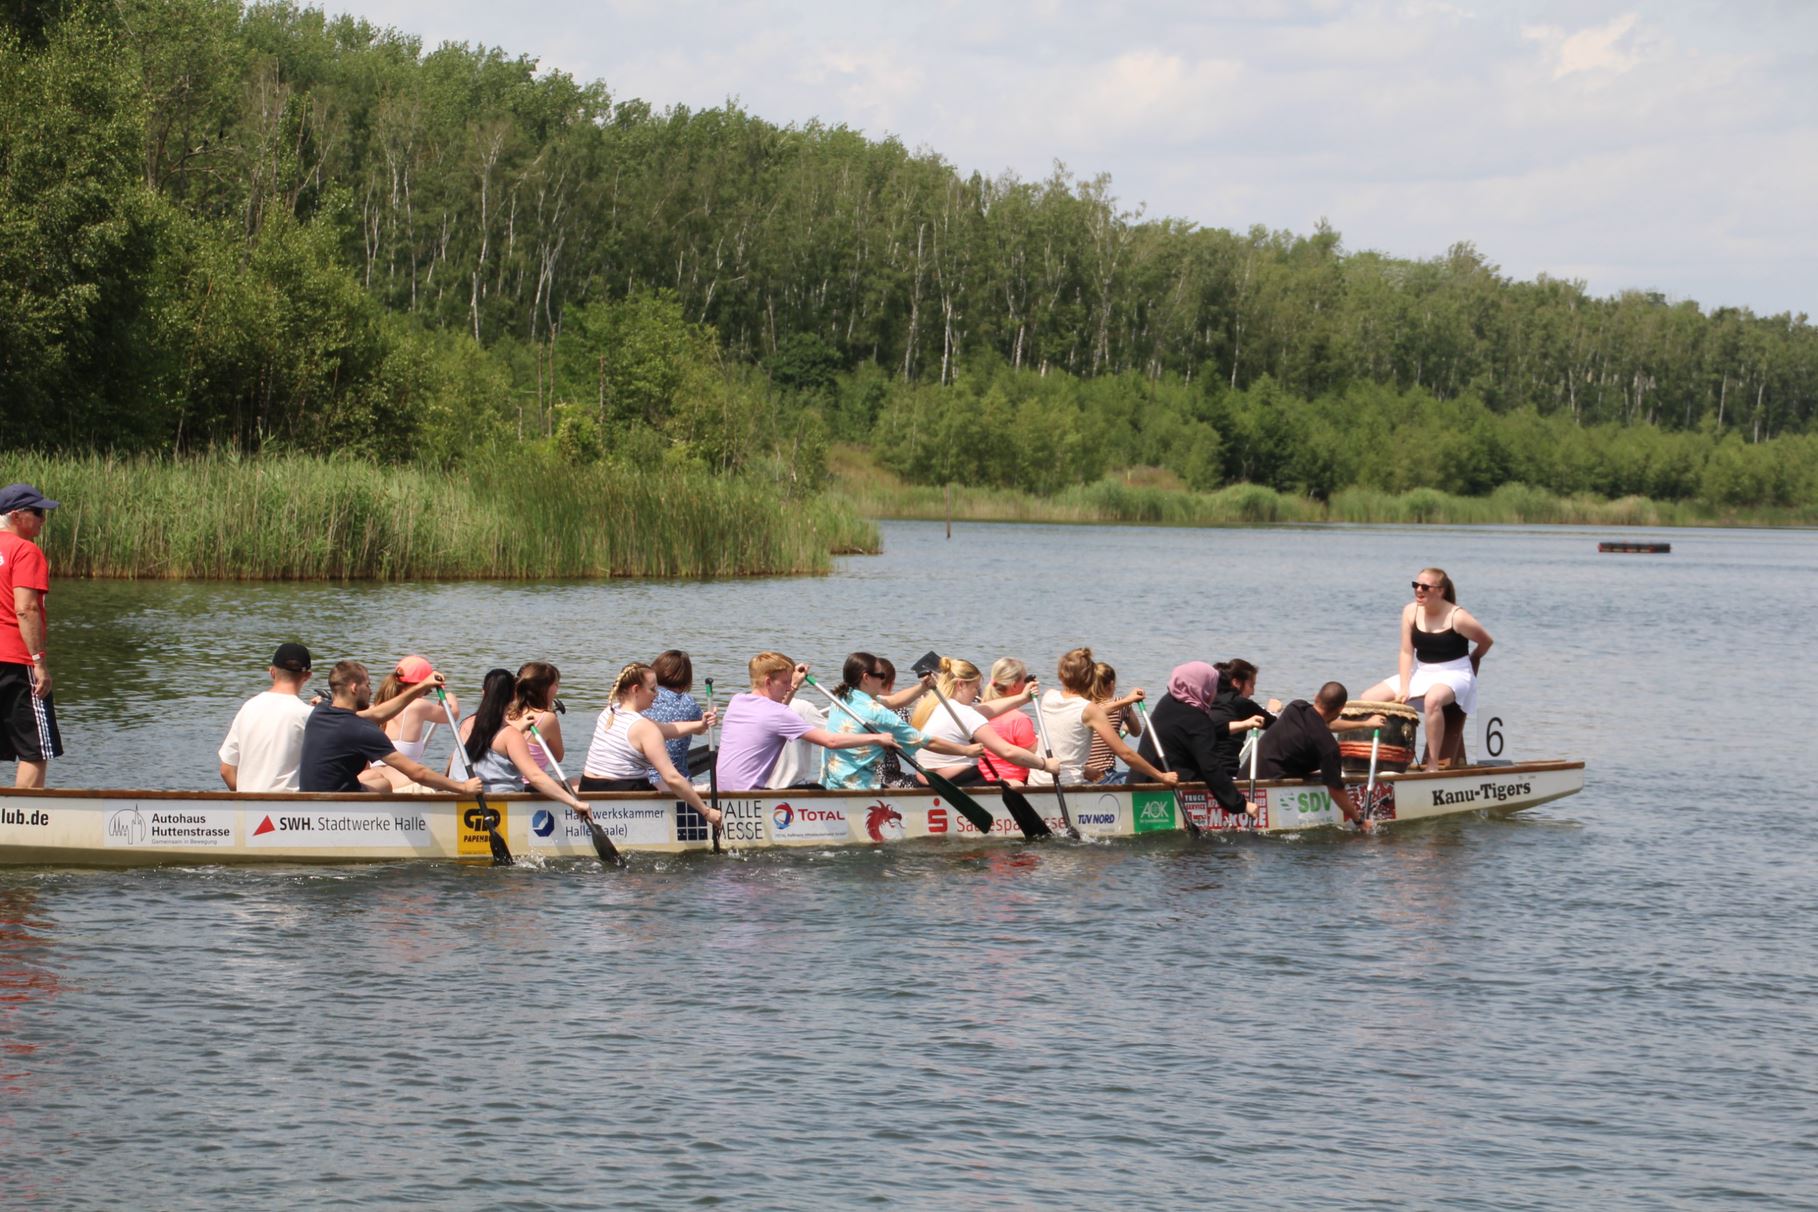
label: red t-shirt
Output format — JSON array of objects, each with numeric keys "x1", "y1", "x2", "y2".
[
  {"x1": 0, "y1": 531, "x2": 50, "y2": 666},
  {"x1": 979, "y1": 709, "x2": 1035, "y2": 781}
]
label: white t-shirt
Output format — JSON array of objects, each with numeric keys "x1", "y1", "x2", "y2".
[
  {"x1": 219, "y1": 691, "x2": 315, "y2": 792},
  {"x1": 768, "y1": 698, "x2": 827, "y2": 788},
  {"x1": 919, "y1": 699, "x2": 988, "y2": 751}
]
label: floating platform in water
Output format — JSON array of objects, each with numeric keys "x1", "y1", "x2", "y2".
[{"x1": 1598, "y1": 541, "x2": 1671, "y2": 554}]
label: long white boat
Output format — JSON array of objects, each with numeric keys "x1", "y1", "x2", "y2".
[{"x1": 0, "y1": 759, "x2": 1583, "y2": 866}]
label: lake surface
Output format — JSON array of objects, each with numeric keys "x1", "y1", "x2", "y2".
[{"x1": 3, "y1": 520, "x2": 1813, "y2": 1209}]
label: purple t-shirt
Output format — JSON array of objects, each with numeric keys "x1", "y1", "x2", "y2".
[{"x1": 716, "y1": 692, "x2": 815, "y2": 790}]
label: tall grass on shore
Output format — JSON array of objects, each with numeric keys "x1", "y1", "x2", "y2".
[
  {"x1": 2, "y1": 452, "x2": 880, "y2": 580},
  {"x1": 830, "y1": 447, "x2": 1818, "y2": 529}
]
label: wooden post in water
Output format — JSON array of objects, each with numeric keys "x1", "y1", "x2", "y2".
[{"x1": 945, "y1": 483, "x2": 952, "y2": 540}]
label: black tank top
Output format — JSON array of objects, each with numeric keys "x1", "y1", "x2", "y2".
[{"x1": 1410, "y1": 610, "x2": 1470, "y2": 664}]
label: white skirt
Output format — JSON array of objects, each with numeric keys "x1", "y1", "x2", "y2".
[{"x1": 1390, "y1": 656, "x2": 1477, "y2": 717}]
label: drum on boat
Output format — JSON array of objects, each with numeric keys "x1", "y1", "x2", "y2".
[{"x1": 1337, "y1": 700, "x2": 1419, "y2": 775}]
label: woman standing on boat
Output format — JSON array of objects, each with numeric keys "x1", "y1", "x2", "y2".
[
  {"x1": 1028, "y1": 648, "x2": 1174, "y2": 789},
  {"x1": 821, "y1": 652, "x2": 980, "y2": 791},
  {"x1": 460, "y1": 668, "x2": 592, "y2": 817},
  {"x1": 909, "y1": 656, "x2": 1058, "y2": 786},
  {"x1": 1359, "y1": 567, "x2": 1493, "y2": 771},
  {"x1": 580, "y1": 662, "x2": 722, "y2": 824}
]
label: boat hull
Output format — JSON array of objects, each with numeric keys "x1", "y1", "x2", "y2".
[{"x1": 0, "y1": 761, "x2": 1585, "y2": 867}]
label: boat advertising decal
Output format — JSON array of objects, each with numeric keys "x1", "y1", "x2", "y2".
[
  {"x1": 528, "y1": 802, "x2": 672, "y2": 850},
  {"x1": 769, "y1": 801, "x2": 850, "y2": 843},
  {"x1": 105, "y1": 802, "x2": 236, "y2": 848},
  {"x1": 718, "y1": 798, "x2": 767, "y2": 845},
  {"x1": 865, "y1": 801, "x2": 904, "y2": 842},
  {"x1": 1132, "y1": 791, "x2": 1176, "y2": 833},
  {"x1": 250, "y1": 807, "x2": 433, "y2": 849},
  {"x1": 1073, "y1": 792, "x2": 1122, "y2": 834},
  {"x1": 926, "y1": 804, "x2": 949, "y2": 834},
  {"x1": 1177, "y1": 789, "x2": 1261, "y2": 832},
  {"x1": 455, "y1": 802, "x2": 506, "y2": 857},
  {"x1": 1427, "y1": 779, "x2": 1532, "y2": 808}
]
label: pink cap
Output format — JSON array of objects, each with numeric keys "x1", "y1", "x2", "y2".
[{"x1": 395, "y1": 655, "x2": 435, "y2": 684}]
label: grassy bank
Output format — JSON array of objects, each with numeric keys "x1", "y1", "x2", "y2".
[
  {"x1": 2, "y1": 453, "x2": 879, "y2": 579},
  {"x1": 830, "y1": 448, "x2": 1818, "y2": 529}
]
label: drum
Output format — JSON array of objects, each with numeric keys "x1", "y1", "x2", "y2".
[{"x1": 1337, "y1": 700, "x2": 1419, "y2": 775}]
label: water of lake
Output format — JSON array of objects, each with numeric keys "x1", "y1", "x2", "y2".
[{"x1": 2, "y1": 521, "x2": 1812, "y2": 1209}]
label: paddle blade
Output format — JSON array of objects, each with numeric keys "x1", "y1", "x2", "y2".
[
  {"x1": 911, "y1": 651, "x2": 942, "y2": 679},
  {"x1": 997, "y1": 784, "x2": 1053, "y2": 840},
  {"x1": 481, "y1": 796, "x2": 513, "y2": 867},
  {"x1": 584, "y1": 815, "x2": 623, "y2": 866},
  {"x1": 923, "y1": 769, "x2": 996, "y2": 835}
]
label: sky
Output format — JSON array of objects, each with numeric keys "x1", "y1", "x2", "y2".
[{"x1": 340, "y1": 0, "x2": 1817, "y2": 317}]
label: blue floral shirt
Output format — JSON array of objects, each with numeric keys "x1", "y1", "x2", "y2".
[{"x1": 643, "y1": 687, "x2": 702, "y2": 786}]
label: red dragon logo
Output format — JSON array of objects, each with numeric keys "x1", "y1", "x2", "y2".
[{"x1": 865, "y1": 802, "x2": 904, "y2": 842}]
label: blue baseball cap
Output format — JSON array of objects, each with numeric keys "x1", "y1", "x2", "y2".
[{"x1": 0, "y1": 483, "x2": 58, "y2": 514}]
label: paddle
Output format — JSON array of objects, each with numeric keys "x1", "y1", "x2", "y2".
[
  {"x1": 703, "y1": 678, "x2": 722, "y2": 854},
  {"x1": 1025, "y1": 689, "x2": 1082, "y2": 841},
  {"x1": 906, "y1": 654, "x2": 1050, "y2": 840},
  {"x1": 801, "y1": 676, "x2": 998, "y2": 836},
  {"x1": 527, "y1": 721, "x2": 620, "y2": 866},
  {"x1": 435, "y1": 686, "x2": 511, "y2": 866},
  {"x1": 1134, "y1": 699, "x2": 1199, "y2": 838},
  {"x1": 1248, "y1": 727, "x2": 1261, "y2": 807},
  {"x1": 1362, "y1": 726, "x2": 1382, "y2": 828}
]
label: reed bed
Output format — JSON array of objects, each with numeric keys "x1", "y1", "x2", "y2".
[
  {"x1": 831, "y1": 450, "x2": 1818, "y2": 530},
  {"x1": 1, "y1": 453, "x2": 880, "y2": 580}
]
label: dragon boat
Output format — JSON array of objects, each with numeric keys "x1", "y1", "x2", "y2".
[{"x1": 0, "y1": 759, "x2": 1583, "y2": 866}]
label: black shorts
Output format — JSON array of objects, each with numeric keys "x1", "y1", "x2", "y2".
[{"x1": 0, "y1": 663, "x2": 62, "y2": 762}]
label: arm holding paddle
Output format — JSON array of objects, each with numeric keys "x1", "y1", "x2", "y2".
[
  {"x1": 1082, "y1": 700, "x2": 1175, "y2": 784},
  {"x1": 493, "y1": 725, "x2": 589, "y2": 814},
  {"x1": 381, "y1": 750, "x2": 480, "y2": 796},
  {"x1": 626, "y1": 716, "x2": 722, "y2": 824}
]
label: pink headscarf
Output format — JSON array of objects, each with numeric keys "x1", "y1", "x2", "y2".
[{"x1": 1168, "y1": 662, "x2": 1219, "y2": 712}]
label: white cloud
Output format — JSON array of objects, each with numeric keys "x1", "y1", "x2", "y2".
[{"x1": 1523, "y1": 11, "x2": 1642, "y2": 80}]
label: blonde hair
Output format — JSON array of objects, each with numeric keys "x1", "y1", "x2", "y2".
[
  {"x1": 1088, "y1": 661, "x2": 1117, "y2": 703},
  {"x1": 1057, "y1": 646, "x2": 1095, "y2": 695},
  {"x1": 748, "y1": 651, "x2": 793, "y2": 687},
  {"x1": 911, "y1": 656, "x2": 982, "y2": 730},
  {"x1": 988, "y1": 657, "x2": 1028, "y2": 697},
  {"x1": 611, "y1": 661, "x2": 655, "y2": 703}
]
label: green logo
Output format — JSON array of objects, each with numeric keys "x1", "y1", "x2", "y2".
[{"x1": 1133, "y1": 792, "x2": 1177, "y2": 833}]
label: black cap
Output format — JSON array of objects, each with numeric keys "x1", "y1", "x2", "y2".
[
  {"x1": 0, "y1": 483, "x2": 59, "y2": 514},
  {"x1": 272, "y1": 642, "x2": 312, "y2": 673}
]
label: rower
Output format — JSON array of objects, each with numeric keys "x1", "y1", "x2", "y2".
[
  {"x1": 1253, "y1": 681, "x2": 1378, "y2": 826},
  {"x1": 714, "y1": 652, "x2": 899, "y2": 792},
  {"x1": 219, "y1": 642, "x2": 315, "y2": 792},
  {"x1": 298, "y1": 660, "x2": 481, "y2": 796}
]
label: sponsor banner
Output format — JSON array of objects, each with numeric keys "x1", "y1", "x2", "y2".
[
  {"x1": 1274, "y1": 786, "x2": 1342, "y2": 827},
  {"x1": 1426, "y1": 778, "x2": 1531, "y2": 810},
  {"x1": 0, "y1": 805, "x2": 53, "y2": 830},
  {"x1": 529, "y1": 802, "x2": 673, "y2": 849},
  {"x1": 456, "y1": 802, "x2": 507, "y2": 857},
  {"x1": 1071, "y1": 792, "x2": 1123, "y2": 834},
  {"x1": 863, "y1": 801, "x2": 905, "y2": 842},
  {"x1": 1178, "y1": 789, "x2": 1264, "y2": 832},
  {"x1": 1132, "y1": 791, "x2": 1176, "y2": 834},
  {"x1": 769, "y1": 801, "x2": 850, "y2": 843},
  {"x1": 105, "y1": 803, "x2": 236, "y2": 848},
  {"x1": 249, "y1": 807, "x2": 433, "y2": 849},
  {"x1": 926, "y1": 805, "x2": 949, "y2": 835},
  {"x1": 719, "y1": 798, "x2": 768, "y2": 846}
]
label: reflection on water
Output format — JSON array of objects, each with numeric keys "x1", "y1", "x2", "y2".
[{"x1": 4, "y1": 522, "x2": 1815, "y2": 1208}]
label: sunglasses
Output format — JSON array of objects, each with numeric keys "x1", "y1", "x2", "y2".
[{"x1": 1412, "y1": 581, "x2": 1441, "y2": 592}]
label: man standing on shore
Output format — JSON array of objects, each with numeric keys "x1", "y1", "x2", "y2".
[
  {"x1": 219, "y1": 643, "x2": 316, "y2": 792},
  {"x1": 0, "y1": 484, "x2": 61, "y2": 788}
]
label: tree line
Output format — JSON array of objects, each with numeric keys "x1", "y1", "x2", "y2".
[{"x1": 2, "y1": 0, "x2": 1814, "y2": 507}]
